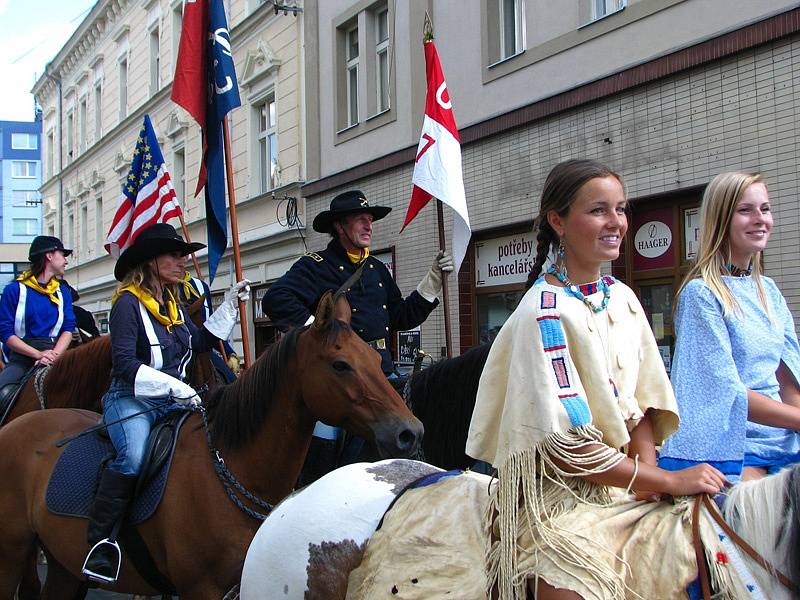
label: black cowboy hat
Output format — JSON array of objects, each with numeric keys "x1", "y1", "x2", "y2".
[
  {"x1": 312, "y1": 190, "x2": 392, "y2": 233},
  {"x1": 28, "y1": 236, "x2": 72, "y2": 261},
  {"x1": 114, "y1": 223, "x2": 205, "y2": 281}
]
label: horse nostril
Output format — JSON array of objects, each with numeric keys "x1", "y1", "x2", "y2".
[{"x1": 397, "y1": 428, "x2": 416, "y2": 452}]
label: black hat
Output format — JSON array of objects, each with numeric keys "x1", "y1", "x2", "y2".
[
  {"x1": 28, "y1": 236, "x2": 72, "y2": 261},
  {"x1": 114, "y1": 223, "x2": 205, "y2": 281},
  {"x1": 312, "y1": 190, "x2": 392, "y2": 233}
]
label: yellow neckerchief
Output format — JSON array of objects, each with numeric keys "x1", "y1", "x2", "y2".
[
  {"x1": 112, "y1": 284, "x2": 184, "y2": 331},
  {"x1": 346, "y1": 247, "x2": 370, "y2": 264},
  {"x1": 180, "y1": 272, "x2": 202, "y2": 301},
  {"x1": 17, "y1": 271, "x2": 61, "y2": 305}
]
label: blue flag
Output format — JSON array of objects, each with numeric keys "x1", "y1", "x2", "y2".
[{"x1": 203, "y1": 0, "x2": 241, "y2": 281}]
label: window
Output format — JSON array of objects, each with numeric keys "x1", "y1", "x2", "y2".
[
  {"x1": 67, "y1": 213, "x2": 75, "y2": 250},
  {"x1": 12, "y1": 219, "x2": 38, "y2": 236},
  {"x1": 346, "y1": 25, "x2": 359, "y2": 127},
  {"x1": 46, "y1": 130, "x2": 54, "y2": 178},
  {"x1": 499, "y1": 0, "x2": 524, "y2": 60},
  {"x1": 80, "y1": 204, "x2": 88, "y2": 257},
  {"x1": 172, "y1": 1, "x2": 184, "y2": 70},
  {"x1": 375, "y1": 8, "x2": 390, "y2": 113},
  {"x1": 173, "y1": 147, "x2": 185, "y2": 207},
  {"x1": 12, "y1": 191, "x2": 40, "y2": 207},
  {"x1": 11, "y1": 133, "x2": 37, "y2": 150},
  {"x1": 48, "y1": 223, "x2": 55, "y2": 237},
  {"x1": 119, "y1": 56, "x2": 128, "y2": 120},
  {"x1": 582, "y1": 0, "x2": 627, "y2": 25},
  {"x1": 12, "y1": 161, "x2": 36, "y2": 178},
  {"x1": 95, "y1": 197, "x2": 104, "y2": 252},
  {"x1": 257, "y1": 96, "x2": 278, "y2": 192},
  {"x1": 79, "y1": 97, "x2": 87, "y2": 153},
  {"x1": 66, "y1": 111, "x2": 74, "y2": 162},
  {"x1": 150, "y1": 25, "x2": 161, "y2": 95},
  {"x1": 94, "y1": 82, "x2": 102, "y2": 140}
]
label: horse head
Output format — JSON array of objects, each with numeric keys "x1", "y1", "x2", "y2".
[{"x1": 298, "y1": 290, "x2": 423, "y2": 459}]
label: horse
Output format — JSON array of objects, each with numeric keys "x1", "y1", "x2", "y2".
[
  {"x1": 2, "y1": 295, "x2": 227, "y2": 428},
  {"x1": 240, "y1": 459, "x2": 800, "y2": 600},
  {"x1": 404, "y1": 342, "x2": 491, "y2": 470},
  {"x1": 0, "y1": 291, "x2": 423, "y2": 599}
]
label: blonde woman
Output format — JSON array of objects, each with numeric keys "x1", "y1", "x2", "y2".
[
  {"x1": 82, "y1": 223, "x2": 250, "y2": 584},
  {"x1": 659, "y1": 173, "x2": 800, "y2": 483}
]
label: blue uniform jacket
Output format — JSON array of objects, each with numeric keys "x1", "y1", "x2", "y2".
[
  {"x1": 262, "y1": 239, "x2": 438, "y2": 373},
  {"x1": 0, "y1": 280, "x2": 75, "y2": 344},
  {"x1": 110, "y1": 292, "x2": 218, "y2": 384}
]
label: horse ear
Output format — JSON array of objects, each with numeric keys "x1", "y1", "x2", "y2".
[
  {"x1": 314, "y1": 291, "x2": 335, "y2": 330},
  {"x1": 332, "y1": 294, "x2": 352, "y2": 325}
]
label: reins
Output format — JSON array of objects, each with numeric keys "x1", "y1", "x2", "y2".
[
  {"x1": 196, "y1": 404, "x2": 274, "y2": 521},
  {"x1": 692, "y1": 494, "x2": 797, "y2": 598}
]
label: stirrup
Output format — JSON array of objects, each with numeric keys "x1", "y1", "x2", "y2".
[{"x1": 81, "y1": 538, "x2": 122, "y2": 584}]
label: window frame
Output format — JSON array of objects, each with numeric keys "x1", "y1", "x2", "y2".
[
  {"x1": 118, "y1": 55, "x2": 129, "y2": 121},
  {"x1": 79, "y1": 96, "x2": 88, "y2": 154},
  {"x1": 12, "y1": 218, "x2": 38, "y2": 237},
  {"x1": 11, "y1": 161, "x2": 37, "y2": 178},
  {"x1": 345, "y1": 24, "x2": 360, "y2": 128},
  {"x1": 149, "y1": 23, "x2": 161, "y2": 96},
  {"x1": 11, "y1": 133, "x2": 37, "y2": 150},
  {"x1": 94, "y1": 81, "x2": 103, "y2": 141},
  {"x1": 499, "y1": 0, "x2": 525, "y2": 61},
  {"x1": 375, "y1": 7, "x2": 390, "y2": 114},
  {"x1": 95, "y1": 196, "x2": 104, "y2": 254}
]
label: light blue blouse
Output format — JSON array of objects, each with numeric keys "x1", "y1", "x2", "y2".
[{"x1": 659, "y1": 275, "x2": 800, "y2": 479}]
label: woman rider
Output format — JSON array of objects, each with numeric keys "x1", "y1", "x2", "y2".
[
  {"x1": 0, "y1": 236, "x2": 75, "y2": 409},
  {"x1": 82, "y1": 223, "x2": 250, "y2": 584},
  {"x1": 466, "y1": 159, "x2": 726, "y2": 599},
  {"x1": 659, "y1": 173, "x2": 800, "y2": 482}
]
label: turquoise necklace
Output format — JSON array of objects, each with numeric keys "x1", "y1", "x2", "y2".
[
  {"x1": 547, "y1": 265, "x2": 611, "y2": 313},
  {"x1": 724, "y1": 263, "x2": 752, "y2": 277}
]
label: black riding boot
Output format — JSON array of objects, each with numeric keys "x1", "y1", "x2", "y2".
[{"x1": 82, "y1": 468, "x2": 137, "y2": 584}]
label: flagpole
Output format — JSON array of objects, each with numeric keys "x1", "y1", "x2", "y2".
[
  {"x1": 176, "y1": 211, "x2": 230, "y2": 363},
  {"x1": 221, "y1": 118, "x2": 252, "y2": 369},
  {"x1": 435, "y1": 199, "x2": 453, "y2": 358}
]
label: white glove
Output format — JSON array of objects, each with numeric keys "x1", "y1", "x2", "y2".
[
  {"x1": 134, "y1": 365, "x2": 200, "y2": 406},
  {"x1": 204, "y1": 279, "x2": 251, "y2": 340},
  {"x1": 224, "y1": 279, "x2": 251, "y2": 303},
  {"x1": 416, "y1": 251, "x2": 453, "y2": 302}
]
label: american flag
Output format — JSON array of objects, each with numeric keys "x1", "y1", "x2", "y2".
[{"x1": 105, "y1": 115, "x2": 182, "y2": 256}]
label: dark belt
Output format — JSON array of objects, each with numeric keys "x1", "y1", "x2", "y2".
[{"x1": 366, "y1": 338, "x2": 387, "y2": 350}]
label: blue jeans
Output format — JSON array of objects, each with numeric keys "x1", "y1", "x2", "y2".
[{"x1": 102, "y1": 378, "x2": 184, "y2": 476}]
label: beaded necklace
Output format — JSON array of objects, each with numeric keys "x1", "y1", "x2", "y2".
[
  {"x1": 724, "y1": 263, "x2": 752, "y2": 277},
  {"x1": 546, "y1": 265, "x2": 611, "y2": 313}
]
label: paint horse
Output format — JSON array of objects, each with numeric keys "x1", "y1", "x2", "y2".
[
  {"x1": 240, "y1": 459, "x2": 800, "y2": 600},
  {"x1": 0, "y1": 292, "x2": 423, "y2": 599}
]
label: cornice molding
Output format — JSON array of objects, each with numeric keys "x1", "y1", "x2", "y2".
[
  {"x1": 241, "y1": 39, "x2": 282, "y2": 88},
  {"x1": 165, "y1": 111, "x2": 189, "y2": 139}
]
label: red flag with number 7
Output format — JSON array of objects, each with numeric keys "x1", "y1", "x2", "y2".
[{"x1": 402, "y1": 39, "x2": 471, "y2": 273}]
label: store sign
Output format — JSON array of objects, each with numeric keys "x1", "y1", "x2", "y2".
[
  {"x1": 253, "y1": 284, "x2": 270, "y2": 323},
  {"x1": 475, "y1": 232, "x2": 536, "y2": 287},
  {"x1": 397, "y1": 327, "x2": 421, "y2": 365},
  {"x1": 634, "y1": 221, "x2": 672, "y2": 259}
]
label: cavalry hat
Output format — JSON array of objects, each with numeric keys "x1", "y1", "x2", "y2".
[
  {"x1": 114, "y1": 223, "x2": 205, "y2": 281},
  {"x1": 312, "y1": 190, "x2": 392, "y2": 233},
  {"x1": 28, "y1": 236, "x2": 72, "y2": 261}
]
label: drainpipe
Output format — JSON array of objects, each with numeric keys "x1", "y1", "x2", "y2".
[{"x1": 42, "y1": 63, "x2": 63, "y2": 238}]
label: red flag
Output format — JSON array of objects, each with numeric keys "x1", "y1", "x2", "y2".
[
  {"x1": 403, "y1": 40, "x2": 471, "y2": 272},
  {"x1": 171, "y1": 0, "x2": 208, "y2": 128}
]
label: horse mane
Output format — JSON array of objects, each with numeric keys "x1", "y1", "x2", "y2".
[
  {"x1": 724, "y1": 464, "x2": 800, "y2": 594},
  {"x1": 203, "y1": 319, "x2": 353, "y2": 451},
  {"x1": 44, "y1": 336, "x2": 113, "y2": 410},
  {"x1": 408, "y1": 341, "x2": 492, "y2": 470}
]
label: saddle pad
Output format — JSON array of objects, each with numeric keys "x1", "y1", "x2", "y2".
[{"x1": 45, "y1": 413, "x2": 189, "y2": 524}]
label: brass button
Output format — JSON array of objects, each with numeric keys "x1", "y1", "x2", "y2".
[
  {"x1": 369, "y1": 264, "x2": 374, "y2": 269},
  {"x1": 352, "y1": 308, "x2": 357, "y2": 312},
  {"x1": 338, "y1": 265, "x2": 344, "y2": 271},
  {"x1": 378, "y1": 282, "x2": 383, "y2": 287},
  {"x1": 382, "y1": 304, "x2": 386, "y2": 309},
  {"x1": 385, "y1": 326, "x2": 389, "y2": 331}
]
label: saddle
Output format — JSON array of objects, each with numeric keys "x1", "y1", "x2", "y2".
[
  {"x1": 46, "y1": 410, "x2": 189, "y2": 595},
  {"x1": 0, "y1": 365, "x2": 44, "y2": 426}
]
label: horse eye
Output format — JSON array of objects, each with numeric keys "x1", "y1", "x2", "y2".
[{"x1": 332, "y1": 360, "x2": 352, "y2": 373}]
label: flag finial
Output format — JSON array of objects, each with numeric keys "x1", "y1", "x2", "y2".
[{"x1": 423, "y1": 11, "x2": 434, "y2": 41}]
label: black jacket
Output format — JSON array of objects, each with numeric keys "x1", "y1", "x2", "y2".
[{"x1": 262, "y1": 239, "x2": 437, "y2": 373}]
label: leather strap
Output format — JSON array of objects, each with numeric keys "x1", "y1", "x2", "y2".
[
  {"x1": 700, "y1": 494, "x2": 796, "y2": 593},
  {"x1": 691, "y1": 496, "x2": 713, "y2": 600}
]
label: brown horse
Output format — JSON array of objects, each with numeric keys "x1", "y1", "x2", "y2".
[
  {"x1": 3, "y1": 296, "x2": 224, "y2": 427},
  {"x1": 0, "y1": 292, "x2": 423, "y2": 599}
]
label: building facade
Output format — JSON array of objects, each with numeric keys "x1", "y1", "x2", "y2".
[
  {"x1": 302, "y1": 0, "x2": 800, "y2": 371},
  {"x1": 32, "y1": 0, "x2": 306, "y2": 348},
  {"x1": 0, "y1": 120, "x2": 42, "y2": 246}
]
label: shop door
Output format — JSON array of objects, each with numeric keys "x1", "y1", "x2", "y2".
[{"x1": 636, "y1": 280, "x2": 675, "y2": 374}]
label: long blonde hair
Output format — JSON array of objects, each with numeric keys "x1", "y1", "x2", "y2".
[
  {"x1": 116, "y1": 260, "x2": 178, "y2": 302},
  {"x1": 677, "y1": 172, "x2": 769, "y2": 317}
]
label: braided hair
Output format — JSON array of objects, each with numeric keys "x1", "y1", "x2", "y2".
[{"x1": 525, "y1": 159, "x2": 623, "y2": 290}]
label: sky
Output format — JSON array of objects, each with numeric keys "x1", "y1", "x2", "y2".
[{"x1": 0, "y1": 0, "x2": 96, "y2": 122}]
